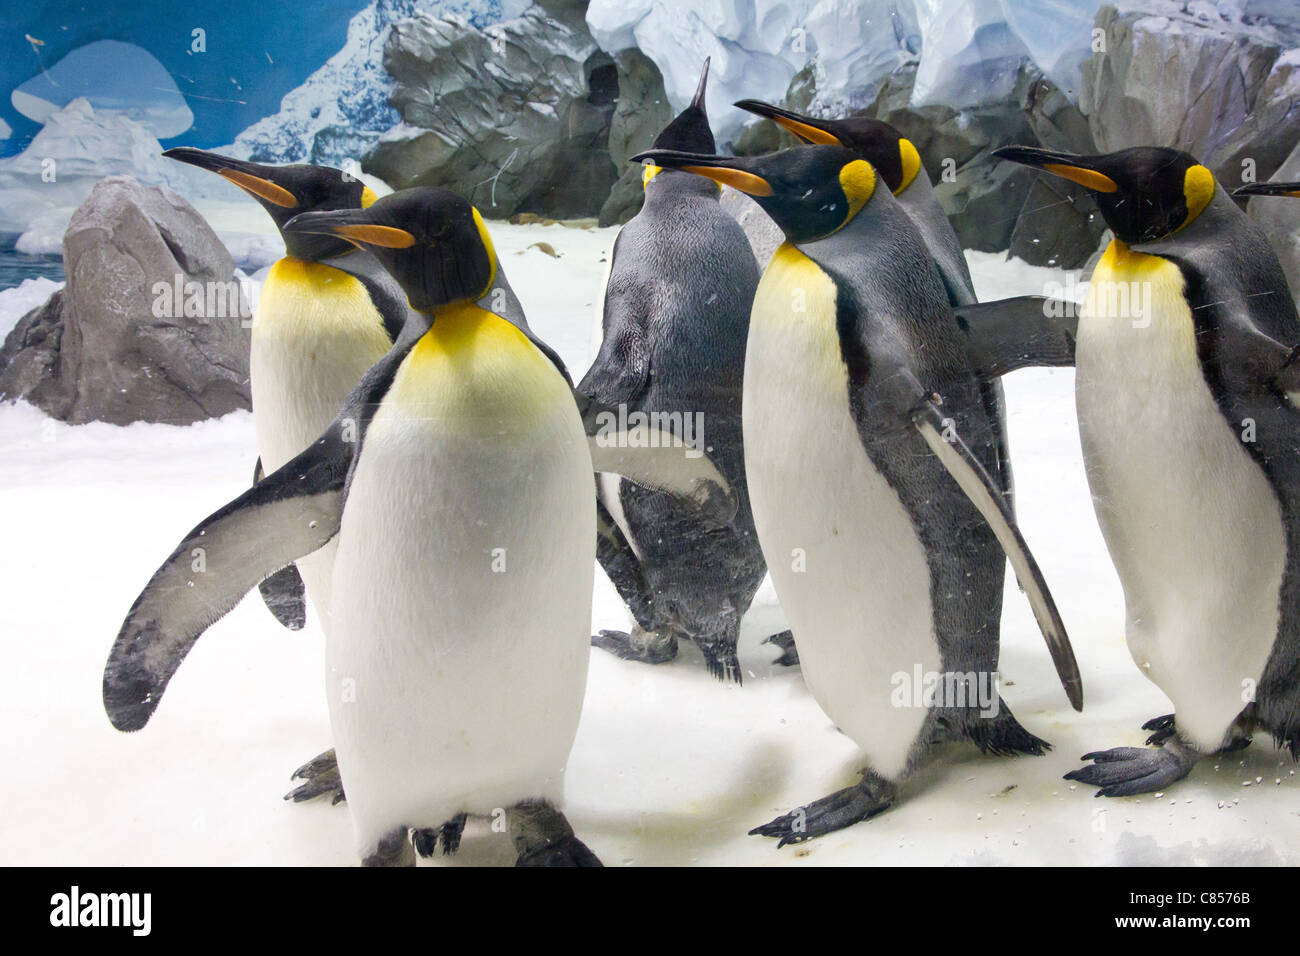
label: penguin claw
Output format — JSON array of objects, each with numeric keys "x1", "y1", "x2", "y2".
[
  {"x1": 284, "y1": 748, "x2": 346, "y2": 804},
  {"x1": 763, "y1": 630, "x2": 800, "y2": 667},
  {"x1": 699, "y1": 644, "x2": 742, "y2": 684},
  {"x1": 413, "y1": 814, "x2": 468, "y2": 858},
  {"x1": 515, "y1": 835, "x2": 603, "y2": 867},
  {"x1": 750, "y1": 776, "x2": 894, "y2": 847},
  {"x1": 1064, "y1": 744, "x2": 1197, "y2": 797},
  {"x1": 591, "y1": 627, "x2": 678, "y2": 665},
  {"x1": 1141, "y1": 713, "x2": 1177, "y2": 746}
]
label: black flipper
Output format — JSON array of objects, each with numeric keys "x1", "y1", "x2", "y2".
[
  {"x1": 104, "y1": 330, "x2": 420, "y2": 733},
  {"x1": 595, "y1": 497, "x2": 657, "y2": 631},
  {"x1": 907, "y1": 385, "x2": 1083, "y2": 711},
  {"x1": 253, "y1": 457, "x2": 308, "y2": 631},
  {"x1": 954, "y1": 296, "x2": 1078, "y2": 378}
]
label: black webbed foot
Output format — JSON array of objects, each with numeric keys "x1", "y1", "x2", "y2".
[
  {"x1": 591, "y1": 626, "x2": 678, "y2": 665},
  {"x1": 764, "y1": 630, "x2": 799, "y2": 667},
  {"x1": 749, "y1": 772, "x2": 894, "y2": 847},
  {"x1": 1064, "y1": 743, "x2": 1198, "y2": 797}
]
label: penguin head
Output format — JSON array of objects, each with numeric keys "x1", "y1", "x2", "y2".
[
  {"x1": 282, "y1": 187, "x2": 496, "y2": 313},
  {"x1": 630, "y1": 144, "x2": 877, "y2": 244},
  {"x1": 734, "y1": 101, "x2": 923, "y2": 196},
  {"x1": 641, "y1": 59, "x2": 717, "y2": 191},
  {"x1": 162, "y1": 147, "x2": 376, "y2": 260},
  {"x1": 1234, "y1": 181, "x2": 1300, "y2": 200},
  {"x1": 993, "y1": 145, "x2": 1218, "y2": 245}
]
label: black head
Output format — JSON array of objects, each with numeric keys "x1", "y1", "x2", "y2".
[
  {"x1": 993, "y1": 145, "x2": 1218, "y2": 245},
  {"x1": 632, "y1": 144, "x2": 878, "y2": 244},
  {"x1": 282, "y1": 187, "x2": 496, "y2": 313},
  {"x1": 163, "y1": 148, "x2": 375, "y2": 260},
  {"x1": 650, "y1": 58, "x2": 716, "y2": 155},
  {"x1": 734, "y1": 101, "x2": 922, "y2": 195},
  {"x1": 1234, "y1": 181, "x2": 1300, "y2": 200}
]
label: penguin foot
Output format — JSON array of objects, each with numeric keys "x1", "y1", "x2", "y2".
[
  {"x1": 749, "y1": 773, "x2": 895, "y2": 847},
  {"x1": 413, "y1": 814, "x2": 468, "y2": 858},
  {"x1": 509, "y1": 800, "x2": 603, "y2": 867},
  {"x1": 1064, "y1": 742, "x2": 1198, "y2": 797},
  {"x1": 516, "y1": 835, "x2": 603, "y2": 868},
  {"x1": 361, "y1": 827, "x2": 415, "y2": 867},
  {"x1": 284, "y1": 748, "x2": 345, "y2": 804},
  {"x1": 763, "y1": 630, "x2": 800, "y2": 667},
  {"x1": 967, "y1": 703, "x2": 1052, "y2": 757},
  {"x1": 592, "y1": 626, "x2": 678, "y2": 665},
  {"x1": 698, "y1": 641, "x2": 742, "y2": 684},
  {"x1": 1142, "y1": 714, "x2": 1177, "y2": 746}
]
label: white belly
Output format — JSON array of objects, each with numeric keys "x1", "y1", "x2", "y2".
[
  {"x1": 744, "y1": 246, "x2": 938, "y2": 779},
  {"x1": 250, "y1": 258, "x2": 393, "y2": 628},
  {"x1": 1077, "y1": 243, "x2": 1285, "y2": 751},
  {"x1": 326, "y1": 318, "x2": 596, "y2": 853}
]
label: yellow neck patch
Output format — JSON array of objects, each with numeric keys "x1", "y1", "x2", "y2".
[
  {"x1": 471, "y1": 207, "x2": 498, "y2": 301},
  {"x1": 642, "y1": 164, "x2": 661, "y2": 187},
  {"x1": 1178, "y1": 164, "x2": 1216, "y2": 232},
  {"x1": 895, "y1": 139, "x2": 921, "y2": 194},
  {"x1": 831, "y1": 159, "x2": 876, "y2": 235},
  {"x1": 360, "y1": 185, "x2": 378, "y2": 209}
]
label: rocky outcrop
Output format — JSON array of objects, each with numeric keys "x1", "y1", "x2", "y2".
[
  {"x1": 1247, "y1": 139, "x2": 1300, "y2": 311},
  {"x1": 0, "y1": 177, "x2": 251, "y2": 425},
  {"x1": 1081, "y1": 2, "x2": 1300, "y2": 189},
  {"x1": 365, "y1": 0, "x2": 619, "y2": 219}
]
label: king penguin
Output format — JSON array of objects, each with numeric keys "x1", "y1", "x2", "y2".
[
  {"x1": 734, "y1": 103, "x2": 1022, "y2": 524},
  {"x1": 101, "y1": 187, "x2": 604, "y2": 866},
  {"x1": 995, "y1": 145, "x2": 1300, "y2": 795},
  {"x1": 163, "y1": 148, "x2": 405, "y2": 635},
  {"x1": 634, "y1": 142, "x2": 1083, "y2": 843},
  {"x1": 581, "y1": 60, "x2": 766, "y2": 680},
  {"x1": 164, "y1": 148, "x2": 543, "y2": 804}
]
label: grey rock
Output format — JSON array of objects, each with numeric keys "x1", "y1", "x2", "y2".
[
  {"x1": 0, "y1": 176, "x2": 251, "y2": 425},
  {"x1": 365, "y1": 5, "x2": 617, "y2": 218},
  {"x1": 933, "y1": 156, "x2": 1036, "y2": 254},
  {"x1": 599, "y1": 165, "x2": 645, "y2": 228},
  {"x1": 1247, "y1": 139, "x2": 1300, "y2": 311},
  {"x1": 1081, "y1": 2, "x2": 1300, "y2": 186},
  {"x1": 607, "y1": 48, "x2": 673, "y2": 170},
  {"x1": 1008, "y1": 172, "x2": 1106, "y2": 268}
]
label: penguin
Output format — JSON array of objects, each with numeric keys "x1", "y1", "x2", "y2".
[
  {"x1": 101, "y1": 187, "x2": 606, "y2": 866},
  {"x1": 163, "y1": 148, "x2": 407, "y2": 636},
  {"x1": 733, "y1": 103, "x2": 1025, "y2": 526},
  {"x1": 163, "y1": 149, "x2": 550, "y2": 805},
  {"x1": 581, "y1": 59, "x2": 767, "y2": 680},
  {"x1": 633, "y1": 142, "x2": 1082, "y2": 843},
  {"x1": 995, "y1": 145, "x2": 1300, "y2": 795}
]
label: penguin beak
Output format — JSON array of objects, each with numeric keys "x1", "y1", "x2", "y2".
[
  {"x1": 282, "y1": 208, "x2": 416, "y2": 249},
  {"x1": 992, "y1": 145, "x2": 1120, "y2": 194},
  {"x1": 630, "y1": 149, "x2": 775, "y2": 197},
  {"x1": 1233, "y1": 181, "x2": 1300, "y2": 199},
  {"x1": 733, "y1": 100, "x2": 842, "y2": 146},
  {"x1": 690, "y1": 57, "x2": 710, "y2": 110},
  {"x1": 161, "y1": 147, "x2": 301, "y2": 208}
]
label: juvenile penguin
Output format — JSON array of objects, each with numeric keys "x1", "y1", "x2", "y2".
[
  {"x1": 733, "y1": 103, "x2": 1029, "y2": 522},
  {"x1": 163, "y1": 148, "x2": 406, "y2": 633},
  {"x1": 582, "y1": 60, "x2": 766, "y2": 679},
  {"x1": 102, "y1": 187, "x2": 603, "y2": 866},
  {"x1": 634, "y1": 143, "x2": 1082, "y2": 843},
  {"x1": 996, "y1": 145, "x2": 1300, "y2": 794}
]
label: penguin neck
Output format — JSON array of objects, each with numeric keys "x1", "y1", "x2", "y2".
[
  {"x1": 895, "y1": 171, "x2": 976, "y2": 306},
  {"x1": 644, "y1": 171, "x2": 720, "y2": 206}
]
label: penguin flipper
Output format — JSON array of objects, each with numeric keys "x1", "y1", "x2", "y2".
[
  {"x1": 954, "y1": 296, "x2": 1077, "y2": 378},
  {"x1": 577, "y1": 393, "x2": 737, "y2": 525},
  {"x1": 908, "y1": 390, "x2": 1083, "y2": 711},
  {"x1": 103, "y1": 431, "x2": 352, "y2": 733},
  {"x1": 253, "y1": 457, "x2": 307, "y2": 631}
]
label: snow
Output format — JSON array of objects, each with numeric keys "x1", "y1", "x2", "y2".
[
  {"x1": 9, "y1": 40, "x2": 193, "y2": 138},
  {"x1": 1, "y1": 223, "x2": 1297, "y2": 866},
  {"x1": 0, "y1": 276, "x2": 62, "y2": 338}
]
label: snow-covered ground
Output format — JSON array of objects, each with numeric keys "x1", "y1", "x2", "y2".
[{"x1": 1, "y1": 221, "x2": 1296, "y2": 867}]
